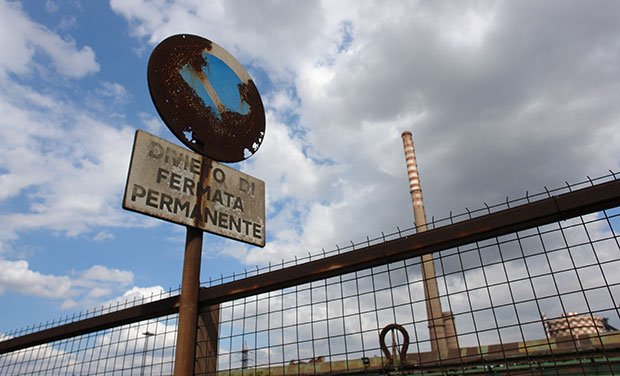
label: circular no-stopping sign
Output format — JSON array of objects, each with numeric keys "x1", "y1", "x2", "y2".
[{"x1": 147, "y1": 34, "x2": 265, "y2": 162}]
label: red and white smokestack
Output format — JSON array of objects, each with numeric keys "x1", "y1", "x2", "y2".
[
  {"x1": 401, "y1": 131, "x2": 457, "y2": 353},
  {"x1": 402, "y1": 131, "x2": 427, "y2": 230}
]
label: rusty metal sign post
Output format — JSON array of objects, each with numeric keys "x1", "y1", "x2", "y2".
[{"x1": 123, "y1": 34, "x2": 266, "y2": 376}]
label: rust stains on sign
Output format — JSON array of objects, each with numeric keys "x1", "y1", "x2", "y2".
[{"x1": 147, "y1": 34, "x2": 265, "y2": 162}]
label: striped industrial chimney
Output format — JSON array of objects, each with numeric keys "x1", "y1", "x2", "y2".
[{"x1": 401, "y1": 131, "x2": 457, "y2": 353}]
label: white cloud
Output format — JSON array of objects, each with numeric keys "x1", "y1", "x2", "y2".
[
  {"x1": 109, "y1": 0, "x2": 334, "y2": 83},
  {"x1": 436, "y1": 2, "x2": 497, "y2": 48},
  {"x1": 107, "y1": 1, "x2": 620, "y2": 270},
  {"x1": 101, "y1": 285, "x2": 168, "y2": 309},
  {"x1": 0, "y1": 0, "x2": 99, "y2": 79},
  {"x1": 139, "y1": 112, "x2": 165, "y2": 135},
  {"x1": 0, "y1": 259, "x2": 134, "y2": 310},
  {"x1": 87, "y1": 287, "x2": 113, "y2": 299},
  {"x1": 0, "y1": 78, "x2": 150, "y2": 244},
  {"x1": 96, "y1": 81, "x2": 131, "y2": 103},
  {"x1": 245, "y1": 115, "x2": 338, "y2": 205},
  {"x1": 0, "y1": 259, "x2": 72, "y2": 298},
  {"x1": 57, "y1": 15, "x2": 77, "y2": 31},
  {"x1": 45, "y1": 0, "x2": 58, "y2": 13},
  {"x1": 93, "y1": 230, "x2": 115, "y2": 241},
  {"x1": 0, "y1": 2, "x2": 143, "y2": 250},
  {"x1": 78, "y1": 265, "x2": 133, "y2": 286}
]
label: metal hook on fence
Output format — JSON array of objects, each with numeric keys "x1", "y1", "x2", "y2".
[{"x1": 379, "y1": 323, "x2": 409, "y2": 369}]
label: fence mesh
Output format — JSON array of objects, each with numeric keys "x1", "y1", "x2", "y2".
[
  {"x1": 0, "y1": 314, "x2": 178, "y2": 375},
  {"x1": 215, "y1": 207, "x2": 620, "y2": 375},
  {"x1": 1, "y1": 174, "x2": 620, "y2": 375}
]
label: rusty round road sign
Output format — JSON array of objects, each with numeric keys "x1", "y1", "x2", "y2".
[{"x1": 147, "y1": 34, "x2": 265, "y2": 162}]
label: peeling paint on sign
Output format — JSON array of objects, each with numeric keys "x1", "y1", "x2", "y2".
[{"x1": 147, "y1": 34, "x2": 265, "y2": 163}]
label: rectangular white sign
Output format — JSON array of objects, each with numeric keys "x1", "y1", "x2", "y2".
[{"x1": 123, "y1": 130, "x2": 265, "y2": 247}]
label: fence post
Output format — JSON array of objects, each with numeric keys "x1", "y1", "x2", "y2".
[{"x1": 194, "y1": 303, "x2": 220, "y2": 376}]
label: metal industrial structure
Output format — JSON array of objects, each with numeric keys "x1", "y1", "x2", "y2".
[{"x1": 2, "y1": 171, "x2": 620, "y2": 374}]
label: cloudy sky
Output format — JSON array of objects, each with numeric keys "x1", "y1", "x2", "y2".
[{"x1": 1, "y1": 0, "x2": 619, "y2": 334}]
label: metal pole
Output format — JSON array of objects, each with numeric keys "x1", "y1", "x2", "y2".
[
  {"x1": 174, "y1": 226, "x2": 203, "y2": 376},
  {"x1": 141, "y1": 331, "x2": 155, "y2": 376},
  {"x1": 401, "y1": 131, "x2": 449, "y2": 353}
]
